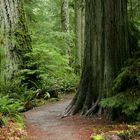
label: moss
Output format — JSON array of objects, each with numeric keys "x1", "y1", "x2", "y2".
[
  {"x1": 90, "y1": 135, "x2": 105, "y2": 140},
  {"x1": 109, "y1": 125, "x2": 140, "y2": 139}
]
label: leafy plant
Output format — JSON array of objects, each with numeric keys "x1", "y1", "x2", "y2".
[
  {"x1": 90, "y1": 135, "x2": 105, "y2": 140},
  {"x1": 0, "y1": 96, "x2": 23, "y2": 125},
  {"x1": 8, "y1": 86, "x2": 38, "y2": 111},
  {"x1": 101, "y1": 58, "x2": 140, "y2": 121},
  {"x1": 20, "y1": 43, "x2": 79, "y2": 92},
  {"x1": 23, "y1": 0, "x2": 79, "y2": 92}
]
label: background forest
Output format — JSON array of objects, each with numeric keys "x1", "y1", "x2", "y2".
[
  {"x1": 0, "y1": 0, "x2": 80, "y2": 131},
  {"x1": 0, "y1": 0, "x2": 140, "y2": 139}
]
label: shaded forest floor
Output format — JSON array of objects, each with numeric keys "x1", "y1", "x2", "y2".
[{"x1": 24, "y1": 94, "x2": 140, "y2": 140}]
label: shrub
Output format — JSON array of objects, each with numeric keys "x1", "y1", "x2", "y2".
[
  {"x1": 0, "y1": 96, "x2": 23, "y2": 126},
  {"x1": 101, "y1": 58, "x2": 140, "y2": 121},
  {"x1": 20, "y1": 43, "x2": 79, "y2": 91},
  {"x1": 90, "y1": 135, "x2": 105, "y2": 140}
]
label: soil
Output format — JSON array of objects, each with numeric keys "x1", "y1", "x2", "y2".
[
  {"x1": 24, "y1": 94, "x2": 139, "y2": 140},
  {"x1": 24, "y1": 95, "x2": 100, "y2": 140}
]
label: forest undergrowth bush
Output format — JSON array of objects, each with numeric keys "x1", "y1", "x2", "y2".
[
  {"x1": 101, "y1": 51, "x2": 140, "y2": 122},
  {"x1": 0, "y1": 96, "x2": 23, "y2": 126},
  {"x1": 0, "y1": 48, "x2": 33, "y2": 130},
  {"x1": 24, "y1": 0, "x2": 79, "y2": 92},
  {"x1": 101, "y1": 22, "x2": 140, "y2": 122},
  {"x1": 20, "y1": 42, "x2": 79, "y2": 93},
  {"x1": 0, "y1": 91, "x2": 27, "y2": 139}
]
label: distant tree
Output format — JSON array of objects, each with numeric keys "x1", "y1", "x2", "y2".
[
  {"x1": 0, "y1": 0, "x2": 31, "y2": 84},
  {"x1": 75, "y1": 0, "x2": 85, "y2": 73},
  {"x1": 61, "y1": 0, "x2": 69, "y2": 32},
  {"x1": 61, "y1": 0, "x2": 71, "y2": 65},
  {"x1": 64, "y1": 0, "x2": 130, "y2": 116}
]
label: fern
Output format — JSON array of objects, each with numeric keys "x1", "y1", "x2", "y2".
[{"x1": 101, "y1": 57, "x2": 140, "y2": 121}]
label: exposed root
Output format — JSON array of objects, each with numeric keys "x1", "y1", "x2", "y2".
[
  {"x1": 62, "y1": 98, "x2": 76, "y2": 117},
  {"x1": 85, "y1": 96, "x2": 101, "y2": 116}
]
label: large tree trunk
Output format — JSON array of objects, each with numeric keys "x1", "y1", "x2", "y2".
[
  {"x1": 64, "y1": 0, "x2": 129, "y2": 116},
  {"x1": 75, "y1": 0, "x2": 85, "y2": 73},
  {"x1": 61, "y1": 0, "x2": 71, "y2": 65},
  {"x1": 0, "y1": 0, "x2": 31, "y2": 85},
  {"x1": 81, "y1": 1, "x2": 85, "y2": 67}
]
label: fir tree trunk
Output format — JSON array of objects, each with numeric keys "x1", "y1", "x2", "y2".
[
  {"x1": 75, "y1": 0, "x2": 85, "y2": 73},
  {"x1": 64, "y1": 0, "x2": 129, "y2": 116},
  {"x1": 0, "y1": 0, "x2": 31, "y2": 85},
  {"x1": 61, "y1": 0, "x2": 71, "y2": 65},
  {"x1": 81, "y1": 0, "x2": 85, "y2": 67}
]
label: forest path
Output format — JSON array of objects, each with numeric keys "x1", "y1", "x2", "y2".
[{"x1": 24, "y1": 94, "x2": 105, "y2": 140}]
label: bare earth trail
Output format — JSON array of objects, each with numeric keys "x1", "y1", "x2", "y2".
[{"x1": 24, "y1": 95, "x2": 107, "y2": 140}]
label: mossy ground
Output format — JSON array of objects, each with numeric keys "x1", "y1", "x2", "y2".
[{"x1": 91, "y1": 123, "x2": 140, "y2": 140}]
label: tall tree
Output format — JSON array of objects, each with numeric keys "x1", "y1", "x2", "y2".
[
  {"x1": 61, "y1": 0, "x2": 69, "y2": 32},
  {"x1": 75, "y1": 0, "x2": 85, "y2": 73},
  {"x1": 0, "y1": 0, "x2": 31, "y2": 84},
  {"x1": 64, "y1": 0, "x2": 129, "y2": 116},
  {"x1": 61, "y1": 0, "x2": 71, "y2": 65}
]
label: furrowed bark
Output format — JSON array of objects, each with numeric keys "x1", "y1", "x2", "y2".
[
  {"x1": 0, "y1": 0, "x2": 31, "y2": 85},
  {"x1": 64, "y1": 0, "x2": 129, "y2": 116}
]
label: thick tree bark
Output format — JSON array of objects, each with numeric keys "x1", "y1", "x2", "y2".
[
  {"x1": 0, "y1": 0, "x2": 31, "y2": 84},
  {"x1": 61, "y1": 0, "x2": 72, "y2": 66},
  {"x1": 81, "y1": 1, "x2": 85, "y2": 66},
  {"x1": 64, "y1": 0, "x2": 129, "y2": 116},
  {"x1": 75, "y1": 0, "x2": 85, "y2": 73}
]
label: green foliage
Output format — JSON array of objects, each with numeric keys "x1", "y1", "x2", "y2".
[
  {"x1": 90, "y1": 135, "x2": 105, "y2": 140},
  {"x1": 108, "y1": 125, "x2": 140, "y2": 140},
  {"x1": 20, "y1": 43, "x2": 79, "y2": 91},
  {"x1": 128, "y1": 0, "x2": 140, "y2": 26},
  {"x1": 0, "y1": 96, "x2": 23, "y2": 126},
  {"x1": 129, "y1": 21, "x2": 140, "y2": 54},
  {"x1": 100, "y1": 16, "x2": 140, "y2": 121},
  {"x1": 9, "y1": 87, "x2": 38, "y2": 111},
  {"x1": 113, "y1": 61, "x2": 139, "y2": 93},
  {"x1": 0, "y1": 0, "x2": 78, "y2": 125},
  {"x1": 101, "y1": 57, "x2": 140, "y2": 121},
  {"x1": 21, "y1": 0, "x2": 79, "y2": 91}
]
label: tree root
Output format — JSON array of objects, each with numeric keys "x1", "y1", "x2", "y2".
[{"x1": 85, "y1": 96, "x2": 101, "y2": 116}]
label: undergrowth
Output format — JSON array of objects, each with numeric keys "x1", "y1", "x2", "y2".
[{"x1": 101, "y1": 53, "x2": 140, "y2": 121}]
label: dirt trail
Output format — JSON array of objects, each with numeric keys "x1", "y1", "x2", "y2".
[{"x1": 24, "y1": 95, "x2": 105, "y2": 140}]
